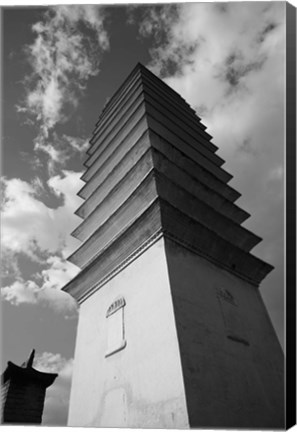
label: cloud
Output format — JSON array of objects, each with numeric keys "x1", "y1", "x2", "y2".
[
  {"x1": 1, "y1": 170, "x2": 83, "y2": 312},
  {"x1": 1, "y1": 177, "x2": 56, "y2": 261},
  {"x1": 1, "y1": 279, "x2": 40, "y2": 305},
  {"x1": 17, "y1": 5, "x2": 109, "y2": 169},
  {"x1": 1, "y1": 274, "x2": 78, "y2": 314},
  {"x1": 38, "y1": 255, "x2": 79, "y2": 314},
  {"x1": 2, "y1": 5, "x2": 107, "y2": 309},
  {"x1": 34, "y1": 134, "x2": 90, "y2": 174},
  {"x1": 135, "y1": 3, "x2": 284, "y2": 114},
  {"x1": 62, "y1": 134, "x2": 89, "y2": 154},
  {"x1": 41, "y1": 256, "x2": 79, "y2": 291},
  {"x1": 1, "y1": 170, "x2": 83, "y2": 260},
  {"x1": 1, "y1": 256, "x2": 79, "y2": 314},
  {"x1": 1, "y1": 249, "x2": 21, "y2": 280},
  {"x1": 34, "y1": 351, "x2": 73, "y2": 375},
  {"x1": 19, "y1": 5, "x2": 108, "y2": 134},
  {"x1": 34, "y1": 352, "x2": 74, "y2": 426}
]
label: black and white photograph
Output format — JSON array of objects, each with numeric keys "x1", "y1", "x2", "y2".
[{"x1": 1, "y1": 1, "x2": 296, "y2": 429}]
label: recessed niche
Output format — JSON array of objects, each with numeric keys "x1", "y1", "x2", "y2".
[
  {"x1": 216, "y1": 287, "x2": 249, "y2": 346},
  {"x1": 105, "y1": 296, "x2": 126, "y2": 357}
]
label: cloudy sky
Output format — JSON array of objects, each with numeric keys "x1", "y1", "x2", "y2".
[{"x1": 1, "y1": 2, "x2": 287, "y2": 426}]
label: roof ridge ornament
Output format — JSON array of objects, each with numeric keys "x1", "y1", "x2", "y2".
[{"x1": 21, "y1": 348, "x2": 35, "y2": 368}]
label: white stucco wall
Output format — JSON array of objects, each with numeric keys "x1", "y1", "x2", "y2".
[{"x1": 67, "y1": 237, "x2": 189, "y2": 428}]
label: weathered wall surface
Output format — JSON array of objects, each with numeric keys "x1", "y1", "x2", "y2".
[
  {"x1": 68, "y1": 238, "x2": 189, "y2": 428},
  {"x1": 164, "y1": 237, "x2": 284, "y2": 429}
]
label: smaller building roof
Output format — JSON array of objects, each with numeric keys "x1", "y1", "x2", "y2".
[{"x1": 2, "y1": 349, "x2": 58, "y2": 388}]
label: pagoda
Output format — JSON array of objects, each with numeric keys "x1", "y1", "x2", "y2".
[
  {"x1": 63, "y1": 63, "x2": 284, "y2": 429},
  {"x1": 1, "y1": 350, "x2": 57, "y2": 424}
]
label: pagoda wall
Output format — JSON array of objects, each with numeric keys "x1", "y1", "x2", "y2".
[
  {"x1": 67, "y1": 238, "x2": 189, "y2": 428},
  {"x1": 2, "y1": 379, "x2": 46, "y2": 424},
  {"x1": 165, "y1": 237, "x2": 284, "y2": 429}
]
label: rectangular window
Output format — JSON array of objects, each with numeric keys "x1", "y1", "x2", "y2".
[{"x1": 105, "y1": 297, "x2": 126, "y2": 357}]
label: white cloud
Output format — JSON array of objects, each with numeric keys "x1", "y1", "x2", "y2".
[
  {"x1": 62, "y1": 135, "x2": 90, "y2": 154},
  {"x1": 3, "y1": 5, "x2": 104, "y2": 308},
  {"x1": 1, "y1": 249, "x2": 21, "y2": 280},
  {"x1": 1, "y1": 171, "x2": 83, "y2": 260},
  {"x1": 1, "y1": 273, "x2": 78, "y2": 314},
  {"x1": 41, "y1": 256, "x2": 79, "y2": 291},
  {"x1": 20, "y1": 5, "x2": 108, "y2": 134},
  {"x1": 139, "y1": 3, "x2": 284, "y2": 119},
  {"x1": 1, "y1": 170, "x2": 83, "y2": 312},
  {"x1": 34, "y1": 351, "x2": 73, "y2": 375},
  {"x1": 17, "y1": 5, "x2": 109, "y2": 169},
  {"x1": 1, "y1": 253, "x2": 80, "y2": 313},
  {"x1": 38, "y1": 256, "x2": 79, "y2": 313},
  {"x1": 33, "y1": 134, "x2": 90, "y2": 175},
  {"x1": 1, "y1": 279, "x2": 40, "y2": 305},
  {"x1": 1, "y1": 177, "x2": 57, "y2": 261}
]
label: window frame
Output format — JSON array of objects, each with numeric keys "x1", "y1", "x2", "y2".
[{"x1": 105, "y1": 296, "x2": 127, "y2": 357}]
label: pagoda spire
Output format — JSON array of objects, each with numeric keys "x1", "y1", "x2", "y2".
[
  {"x1": 26, "y1": 349, "x2": 35, "y2": 368},
  {"x1": 20, "y1": 349, "x2": 35, "y2": 368}
]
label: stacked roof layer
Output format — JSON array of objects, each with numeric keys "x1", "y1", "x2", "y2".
[{"x1": 63, "y1": 63, "x2": 273, "y2": 303}]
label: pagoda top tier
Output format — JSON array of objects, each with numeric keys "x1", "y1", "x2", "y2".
[
  {"x1": 63, "y1": 63, "x2": 273, "y2": 304},
  {"x1": 2, "y1": 350, "x2": 58, "y2": 388}
]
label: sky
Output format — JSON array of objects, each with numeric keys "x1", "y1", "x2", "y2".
[{"x1": 1, "y1": 2, "x2": 287, "y2": 426}]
